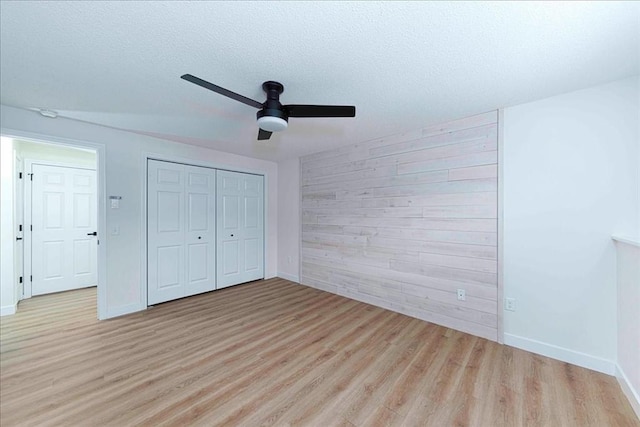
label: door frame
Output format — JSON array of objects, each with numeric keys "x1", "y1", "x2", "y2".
[
  {"x1": 1, "y1": 128, "x2": 107, "y2": 320},
  {"x1": 24, "y1": 159, "x2": 97, "y2": 298},
  {"x1": 13, "y1": 151, "x2": 24, "y2": 302},
  {"x1": 142, "y1": 152, "x2": 267, "y2": 307}
]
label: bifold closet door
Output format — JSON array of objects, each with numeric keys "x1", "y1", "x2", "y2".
[
  {"x1": 184, "y1": 164, "x2": 216, "y2": 296},
  {"x1": 216, "y1": 170, "x2": 264, "y2": 289},
  {"x1": 148, "y1": 160, "x2": 216, "y2": 305}
]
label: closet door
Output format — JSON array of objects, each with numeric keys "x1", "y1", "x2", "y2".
[
  {"x1": 148, "y1": 160, "x2": 185, "y2": 305},
  {"x1": 184, "y1": 165, "x2": 216, "y2": 296},
  {"x1": 148, "y1": 160, "x2": 216, "y2": 305},
  {"x1": 216, "y1": 170, "x2": 264, "y2": 288}
]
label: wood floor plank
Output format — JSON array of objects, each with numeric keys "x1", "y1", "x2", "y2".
[{"x1": 1, "y1": 278, "x2": 638, "y2": 426}]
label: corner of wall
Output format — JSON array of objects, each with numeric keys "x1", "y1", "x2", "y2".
[
  {"x1": 504, "y1": 333, "x2": 616, "y2": 375},
  {"x1": 616, "y1": 364, "x2": 640, "y2": 420},
  {"x1": 277, "y1": 272, "x2": 300, "y2": 283},
  {"x1": 276, "y1": 157, "x2": 301, "y2": 282},
  {"x1": 497, "y1": 108, "x2": 505, "y2": 344},
  {"x1": 0, "y1": 303, "x2": 17, "y2": 316},
  {"x1": 106, "y1": 303, "x2": 146, "y2": 319}
]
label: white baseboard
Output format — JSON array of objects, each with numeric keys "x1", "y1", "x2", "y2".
[
  {"x1": 616, "y1": 364, "x2": 640, "y2": 420},
  {"x1": 277, "y1": 272, "x2": 300, "y2": 283},
  {"x1": 0, "y1": 303, "x2": 17, "y2": 316},
  {"x1": 106, "y1": 303, "x2": 145, "y2": 319},
  {"x1": 504, "y1": 333, "x2": 615, "y2": 375}
]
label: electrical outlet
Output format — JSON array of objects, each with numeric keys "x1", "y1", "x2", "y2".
[
  {"x1": 456, "y1": 289, "x2": 466, "y2": 301},
  {"x1": 505, "y1": 298, "x2": 516, "y2": 311}
]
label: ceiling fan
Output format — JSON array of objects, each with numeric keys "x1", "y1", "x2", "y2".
[{"x1": 181, "y1": 74, "x2": 356, "y2": 141}]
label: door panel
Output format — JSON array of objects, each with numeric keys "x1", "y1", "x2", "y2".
[
  {"x1": 73, "y1": 194, "x2": 92, "y2": 227},
  {"x1": 244, "y1": 238, "x2": 259, "y2": 271},
  {"x1": 222, "y1": 174, "x2": 240, "y2": 191},
  {"x1": 222, "y1": 240, "x2": 240, "y2": 275},
  {"x1": 216, "y1": 170, "x2": 264, "y2": 288},
  {"x1": 31, "y1": 164, "x2": 97, "y2": 295},
  {"x1": 157, "y1": 192, "x2": 181, "y2": 231},
  {"x1": 245, "y1": 197, "x2": 259, "y2": 228},
  {"x1": 188, "y1": 244, "x2": 208, "y2": 281},
  {"x1": 188, "y1": 194, "x2": 208, "y2": 230},
  {"x1": 44, "y1": 192, "x2": 64, "y2": 228},
  {"x1": 148, "y1": 161, "x2": 216, "y2": 305},
  {"x1": 184, "y1": 165, "x2": 216, "y2": 296},
  {"x1": 148, "y1": 161, "x2": 185, "y2": 304},
  {"x1": 43, "y1": 241, "x2": 63, "y2": 278},
  {"x1": 223, "y1": 196, "x2": 240, "y2": 229},
  {"x1": 157, "y1": 246, "x2": 181, "y2": 287},
  {"x1": 73, "y1": 239, "x2": 92, "y2": 274}
]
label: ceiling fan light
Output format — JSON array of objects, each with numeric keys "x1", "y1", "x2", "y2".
[{"x1": 257, "y1": 116, "x2": 288, "y2": 132}]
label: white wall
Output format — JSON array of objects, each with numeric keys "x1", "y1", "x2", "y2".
[
  {"x1": 277, "y1": 157, "x2": 300, "y2": 282},
  {"x1": 0, "y1": 137, "x2": 16, "y2": 315},
  {"x1": 503, "y1": 76, "x2": 640, "y2": 374},
  {"x1": 614, "y1": 240, "x2": 640, "y2": 418},
  {"x1": 1, "y1": 105, "x2": 278, "y2": 318}
]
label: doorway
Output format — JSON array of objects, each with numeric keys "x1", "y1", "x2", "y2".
[{"x1": 0, "y1": 135, "x2": 106, "y2": 319}]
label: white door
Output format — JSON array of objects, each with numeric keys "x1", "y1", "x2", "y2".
[
  {"x1": 147, "y1": 160, "x2": 216, "y2": 305},
  {"x1": 216, "y1": 170, "x2": 264, "y2": 288},
  {"x1": 31, "y1": 164, "x2": 97, "y2": 295},
  {"x1": 184, "y1": 165, "x2": 216, "y2": 296},
  {"x1": 148, "y1": 161, "x2": 184, "y2": 304}
]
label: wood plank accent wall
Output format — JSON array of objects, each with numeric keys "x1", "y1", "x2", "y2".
[{"x1": 300, "y1": 111, "x2": 499, "y2": 341}]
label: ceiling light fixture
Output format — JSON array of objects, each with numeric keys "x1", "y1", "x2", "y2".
[
  {"x1": 256, "y1": 115, "x2": 288, "y2": 132},
  {"x1": 39, "y1": 109, "x2": 58, "y2": 118}
]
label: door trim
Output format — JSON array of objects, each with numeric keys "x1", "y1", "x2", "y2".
[
  {"x1": 1, "y1": 128, "x2": 107, "y2": 320},
  {"x1": 142, "y1": 153, "x2": 268, "y2": 308},
  {"x1": 14, "y1": 152, "x2": 24, "y2": 302},
  {"x1": 24, "y1": 160, "x2": 97, "y2": 298}
]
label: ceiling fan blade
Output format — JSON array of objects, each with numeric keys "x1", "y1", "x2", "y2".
[
  {"x1": 181, "y1": 74, "x2": 263, "y2": 109},
  {"x1": 257, "y1": 128, "x2": 273, "y2": 141},
  {"x1": 285, "y1": 104, "x2": 356, "y2": 118}
]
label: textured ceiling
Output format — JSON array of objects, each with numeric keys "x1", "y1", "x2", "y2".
[{"x1": 1, "y1": 1, "x2": 638, "y2": 161}]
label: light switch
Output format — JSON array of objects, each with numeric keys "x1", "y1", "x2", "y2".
[
  {"x1": 110, "y1": 199, "x2": 120, "y2": 209},
  {"x1": 110, "y1": 225, "x2": 120, "y2": 235}
]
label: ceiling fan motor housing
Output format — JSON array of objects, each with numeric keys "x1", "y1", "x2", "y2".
[{"x1": 257, "y1": 81, "x2": 289, "y2": 132}]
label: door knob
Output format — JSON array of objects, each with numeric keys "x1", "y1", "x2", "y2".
[
  {"x1": 198, "y1": 236, "x2": 202, "y2": 239},
  {"x1": 230, "y1": 234, "x2": 234, "y2": 237},
  {"x1": 16, "y1": 237, "x2": 23, "y2": 241},
  {"x1": 87, "y1": 232, "x2": 97, "y2": 236}
]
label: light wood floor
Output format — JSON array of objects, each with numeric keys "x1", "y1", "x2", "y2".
[{"x1": 1, "y1": 279, "x2": 637, "y2": 426}]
